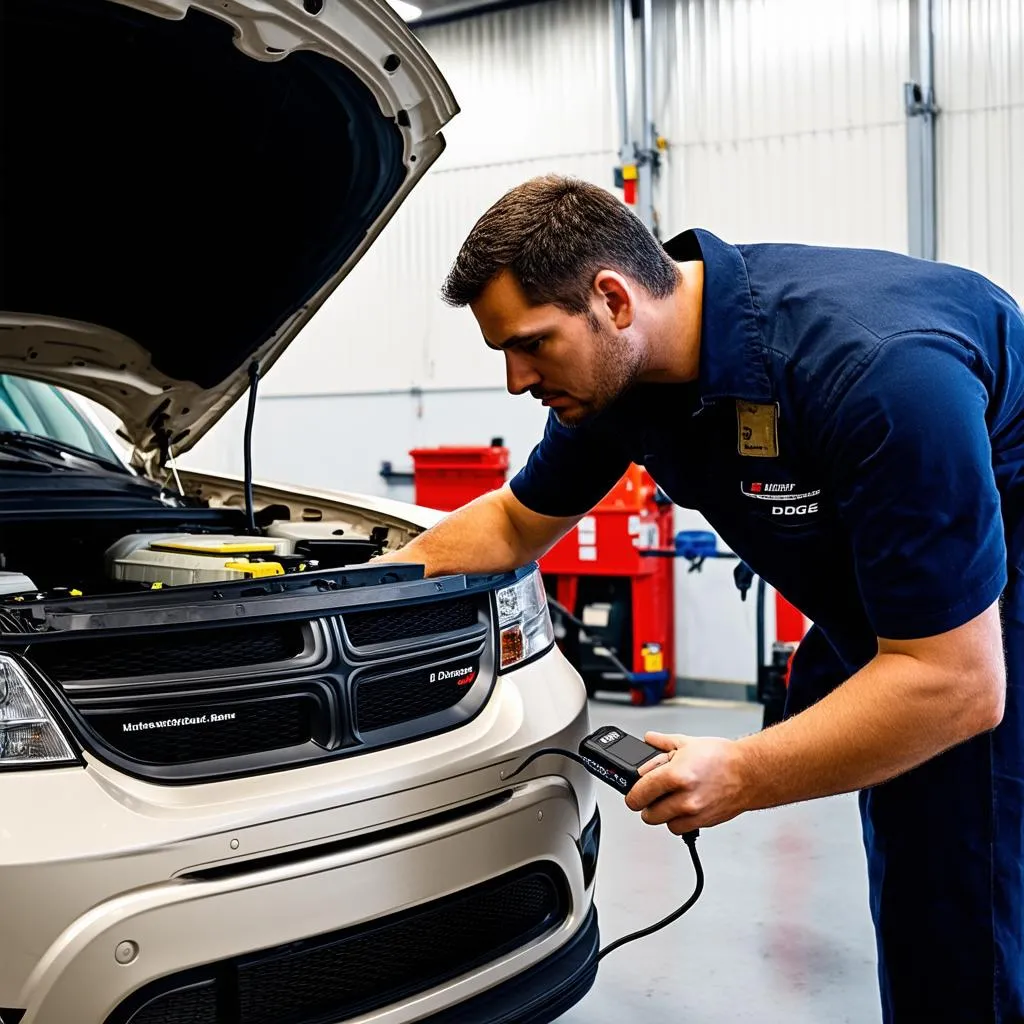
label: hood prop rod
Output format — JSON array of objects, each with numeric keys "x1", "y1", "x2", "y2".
[{"x1": 244, "y1": 360, "x2": 260, "y2": 534}]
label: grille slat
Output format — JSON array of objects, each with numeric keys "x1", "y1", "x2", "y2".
[
  {"x1": 128, "y1": 981, "x2": 217, "y2": 1024},
  {"x1": 30, "y1": 622, "x2": 305, "y2": 682},
  {"x1": 239, "y1": 871, "x2": 558, "y2": 1024},
  {"x1": 105, "y1": 866, "x2": 567, "y2": 1024},
  {"x1": 343, "y1": 597, "x2": 478, "y2": 647},
  {"x1": 356, "y1": 663, "x2": 478, "y2": 733},
  {"x1": 87, "y1": 695, "x2": 317, "y2": 765}
]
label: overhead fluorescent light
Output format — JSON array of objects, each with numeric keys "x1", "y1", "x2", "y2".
[{"x1": 388, "y1": 0, "x2": 422, "y2": 20}]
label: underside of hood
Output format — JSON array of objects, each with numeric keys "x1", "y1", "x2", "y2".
[{"x1": 0, "y1": 0, "x2": 455, "y2": 469}]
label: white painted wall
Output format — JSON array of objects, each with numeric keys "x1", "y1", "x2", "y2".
[
  {"x1": 183, "y1": 0, "x2": 1017, "y2": 686},
  {"x1": 183, "y1": 387, "x2": 548, "y2": 499}
]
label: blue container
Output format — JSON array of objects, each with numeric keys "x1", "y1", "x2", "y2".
[{"x1": 673, "y1": 530, "x2": 718, "y2": 560}]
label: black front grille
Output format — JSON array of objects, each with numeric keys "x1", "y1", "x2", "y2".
[
  {"x1": 355, "y1": 662, "x2": 479, "y2": 733},
  {"x1": 86, "y1": 694, "x2": 317, "y2": 765},
  {"x1": 106, "y1": 865, "x2": 567, "y2": 1024},
  {"x1": 129, "y1": 982, "x2": 217, "y2": 1024},
  {"x1": 343, "y1": 597, "x2": 478, "y2": 647},
  {"x1": 30, "y1": 622, "x2": 306, "y2": 682}
]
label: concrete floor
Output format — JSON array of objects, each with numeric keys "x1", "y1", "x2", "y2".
[{"x1": 558, "y1": 698, "x2": 882, "y2": 1024}]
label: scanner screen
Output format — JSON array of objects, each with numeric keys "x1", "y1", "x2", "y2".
[{"x1": 608, "y1": 734, "x2": 658, "y2": 767}]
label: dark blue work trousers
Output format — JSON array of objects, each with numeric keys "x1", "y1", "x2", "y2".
[{"x1": 788, "y1": 578, "x2": 1024, "y2": 1023}]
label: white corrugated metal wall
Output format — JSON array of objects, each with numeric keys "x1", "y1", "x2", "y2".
[
  {"x1": 653, "y1": 0, "x2": 908, "y2": 250},
  {"x1": 935, "y1": 0, "x2": 1024, "y2": 301},
  {"x1": 184, "y1": 0, "x2": 1019, "y2": 688}
]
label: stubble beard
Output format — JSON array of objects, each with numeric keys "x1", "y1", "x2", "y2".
[{"x1": 554, "y1": 319, "x2": 647, "y2": 428}]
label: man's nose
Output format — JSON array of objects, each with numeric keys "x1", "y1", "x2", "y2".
[{"x1": 505, "y1": 351, "x2": 541, "y2": 396}]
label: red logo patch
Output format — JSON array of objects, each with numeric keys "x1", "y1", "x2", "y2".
[{"x1": 751, "y1": 482, "x2": 762, "y2": 493}]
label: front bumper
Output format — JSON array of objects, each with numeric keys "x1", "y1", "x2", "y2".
[
  {"x1": 426, "y1": 905, "x2": 600, "y2": 1024},
  {"x1": 0, "y1": 652, "x2": 599, "y2": 1024}
]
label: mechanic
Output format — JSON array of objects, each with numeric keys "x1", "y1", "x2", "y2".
[{"x1": 377, "y1": 174, "x2": 1024, "y2": 1023}]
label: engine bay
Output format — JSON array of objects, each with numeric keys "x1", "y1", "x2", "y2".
[{"x1": 0, "y1": 506, "x2": 395, "y2": 602}]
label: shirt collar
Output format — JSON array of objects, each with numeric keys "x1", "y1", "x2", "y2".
[{"x1": 663, "y1": 228, "x2": 773, "y2": 405}]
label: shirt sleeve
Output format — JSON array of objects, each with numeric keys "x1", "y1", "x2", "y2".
[
  {"x1": 508, "y1": 410, "x2": 632, "y2": 517},
  {"x1": 814, "y1": 331, "x2": 1006, "y2": 640}
]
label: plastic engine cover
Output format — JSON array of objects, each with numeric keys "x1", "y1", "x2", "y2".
[{"x1": 107, "y1": 534, "x2": 293, "y2": 587}]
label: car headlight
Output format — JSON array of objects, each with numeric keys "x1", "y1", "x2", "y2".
[
  {"x1": 0, "y1": 655, "x2": 77, "y2": 767},
  {"x1": 496, "y1": 568, "x2": 555, "y2": 671}
]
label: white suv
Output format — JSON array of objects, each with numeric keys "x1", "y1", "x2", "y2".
[{"x1": 0, "y1": 2, "x2": 600, "y2": 1022}]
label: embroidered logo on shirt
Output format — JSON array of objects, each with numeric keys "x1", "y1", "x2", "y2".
[
  {"x1": 736, "y1": 401, "x2": 779, "y2": 457},
  {"x1": 741, "y1": 481, "x2": 823, "y2": 519},
  {"x1": 770, "y1": 503, "x2": 818, "y2": 517},
  {"x1": 741, "y1": 482, "x2": 820, "y2": 501}
]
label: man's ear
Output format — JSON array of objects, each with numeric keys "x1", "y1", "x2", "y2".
[{"x1": 593, "y1": 270, "x2": 635, "y2": 329}]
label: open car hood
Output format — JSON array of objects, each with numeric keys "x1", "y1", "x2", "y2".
[{"x1": 0, "y1": 0, "x2": 456, "y2": 471}]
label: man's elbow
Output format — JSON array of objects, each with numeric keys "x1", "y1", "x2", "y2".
[
  {"x1": 964, "y1": 665, "x2": 1006, "y2": 735},
  {"x1": 982, "y1": 675, "x2": 1006, "y2": 731}
]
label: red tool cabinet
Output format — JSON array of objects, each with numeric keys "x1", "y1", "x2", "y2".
[{"x1": 539, "y1": 464, "x2": 677, "y2": 705}]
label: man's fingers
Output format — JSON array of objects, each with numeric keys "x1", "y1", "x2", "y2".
[
  {"x1": 637, "y1": 750, "x2": 671, "y2": 776},
  {"x1": 634, "y1": 732, "x2": 683, "y2": 778},
  {"x1": 666, "y1": 814, "x2": 703, "y2": 836},
  {"x1": 625, "y1": 760, "x2": 684, "y2": 811},
  {"x1": 643, "y1": 731, "x2": 679, "y2": 752},
  {"x1": 640, "y1": 791, "x2": 697, "y2": 826},
  {"x1": 625, "y1": 733, "x2": 689, "y2": 809}
]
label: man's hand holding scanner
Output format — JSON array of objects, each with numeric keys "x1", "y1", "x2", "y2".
[{"x1": 626, "y1": 732, "x2": 748, "y2": 834}]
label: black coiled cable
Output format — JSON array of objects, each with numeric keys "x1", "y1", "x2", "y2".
[
  {"x1": 502, "y1": 748, "x2": 705, "y2": 963},
  {"x1": 596, "y1": 829, "x2": 703, "y2": 962}
]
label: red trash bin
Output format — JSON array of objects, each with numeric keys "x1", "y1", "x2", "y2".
[{"x1": 409, "y1": 443, "x2": 510, "y2": 511}]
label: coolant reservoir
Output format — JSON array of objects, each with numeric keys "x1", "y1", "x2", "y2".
[{"x1": 107, "y1": 535, "x2": 292, "y2": 587}]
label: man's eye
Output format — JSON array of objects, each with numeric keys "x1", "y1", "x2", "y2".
[{"x1": 522, "y1": 338, "x2": 544, "y2": 355}]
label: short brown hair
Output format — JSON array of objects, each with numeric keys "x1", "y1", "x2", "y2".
[{"x1": 441, "y1": 174, "x2": 678, "y2": 314}]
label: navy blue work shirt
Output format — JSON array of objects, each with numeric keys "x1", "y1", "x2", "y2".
[{"x1": 510, "y1": 229, "x2": 1024, "y2": 690}]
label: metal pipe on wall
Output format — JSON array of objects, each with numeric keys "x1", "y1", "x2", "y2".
[
  {"x1": 612, "y1": 0, "x2": 630, "y2": 163},
  {"x1": 641, "y1": 0, "x2": 654, "y2": 154},
  {"x1": 610, "y1": 0, "x2": 657, "y2": 234},
  {"x1": 637, "y1": 0, "x2": 656, "y2": 233},
  {"x1": 905, "y1": 0, "x2": 938, "y2": 260}
]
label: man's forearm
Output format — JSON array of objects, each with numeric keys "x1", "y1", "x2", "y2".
[
  {"x1": 379, "y1": 493, "x2": 537, "y2": 578},
  {"x1": 735, "y1": 652, "x2": 1002, "y2": 810}
]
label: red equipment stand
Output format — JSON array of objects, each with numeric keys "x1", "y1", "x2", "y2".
[{"x1": 539, "y1": 465, "x2": 677, "y2": 706}]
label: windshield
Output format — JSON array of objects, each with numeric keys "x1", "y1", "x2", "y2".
[{"x1": 0, "y1": 375, "x2": 123, "y2": 464}]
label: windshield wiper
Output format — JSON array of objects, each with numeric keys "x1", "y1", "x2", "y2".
[{"x1": 0, "y1": 431, "x2": 127, "y2": 472}]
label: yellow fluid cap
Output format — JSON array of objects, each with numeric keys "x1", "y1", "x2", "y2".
[{"x1": 224, "y1": 561, "x2": 285, "y2": 578}]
